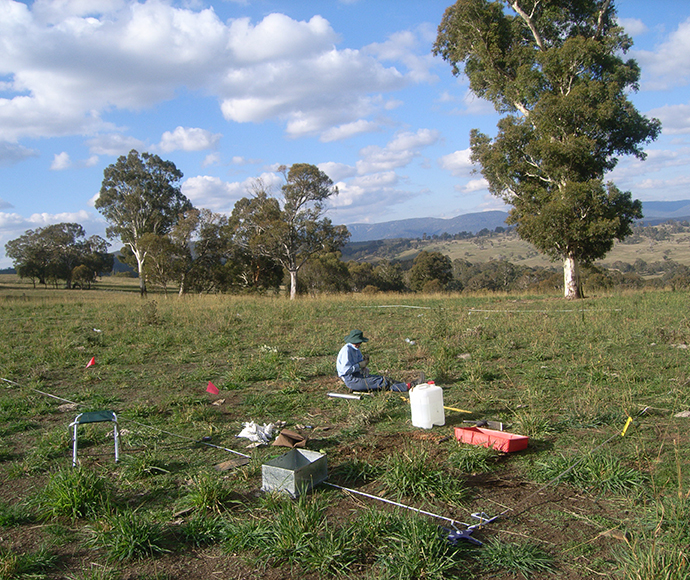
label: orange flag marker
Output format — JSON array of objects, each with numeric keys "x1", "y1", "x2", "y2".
[
  {"x1": 86, "y1": 357, "x2": 95, "y2": 368},
  {"x1": 206, "y1": 381, "x2": 219, "y2": 395}
]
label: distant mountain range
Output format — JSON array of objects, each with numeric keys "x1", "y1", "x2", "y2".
[{"x1": 345, "y1": 200, "x2": 690, "y2": 242}]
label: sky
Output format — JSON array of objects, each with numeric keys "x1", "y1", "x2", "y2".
[{"x1": 1, "y1": 0, "x2": 690, "y2": 268}]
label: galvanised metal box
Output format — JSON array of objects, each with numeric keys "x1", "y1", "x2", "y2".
[{"x1": 261, "y1": 449, "x2": 327, "y2": 498}]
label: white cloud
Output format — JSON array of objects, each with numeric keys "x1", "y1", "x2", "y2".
[
  {"x1": 158, "y1": 126, "x2": 221, "y2": 153},
  {"x1": 86, "y1": 134, "x2": 146, "y2": 156},
  {"x1": 0, "y1": 142, "x2": 39, "y2": 166},
  {"x1": 50, "y1": 151, "x2": 99, "y2": 169},
  {"x1": 317, "y1": 161, "x2": 356, "y2": 182},
  {"x1": 0, "y1": 2, "x2": 439, "y2": 145},
  {"x1": 0, "y1": 2, "x2": 229, "y2": 141},
  {"x1": 635, "y1": 18, "x2": 690, "y2": 90},
  {"x1": 27, "y1": 209, "x2": 94, "y2": 225},
  {"x1": 610, "y1": 146, "x2": 690, "y2": 182},
  {"x1": 181, "y1": 172, "x2": 282, "y2": 212},
  {"x1": 646, "y1": 103, "x2": 690, "y2": 135},
  {"x1": 230, "y1": 155, "x2": 261, "y2": 166},
  {"x1": 219, "y1": 48, "x2": 406, "y2": 138},
  {"x1": 31, "y1": 0, "x2": 127, "y2": 24},
  {"x1": 356, "y1": 128, "x2": 439, "y2": 174},
  {"x1": 181, "y1": 175, "x2": 244, "y2": 212},
  {"x1": 326, "y1": 177, "x2": 415, "y2": 222},
  {"x1": 438, "y1": 148, "x2": 474, "y2": 177},
  {"x1": 617, "y1": 17, "x2": 648, "y2": 37},
  {"x1": 364, "y1": 28, "x2": 438, "y2": 83},
  {"x1": 320, "y1": 119, "x2": 379, "y2": 142},
  {"x1": 636, "y1": 175, "x2": 690, "y2": 190},
  {"x1": 227, "y1": 14, "x2": 338, "y2": 64},
  {"x1": 0, "y1": 208, "x2": 100, "y2": 235},
  {"x1": 0, "y1": 198, "x2": 14, "y2": 210},
  {"x1": 50, "y1": 151, "x2": 71, "y2": 170},
  {"x1": 476, "y1": 194, "x2": 509, "y2": 212},
  {"x1": 202, "y1": 152, "x2": 221, "y2": 167},
  {"x1": 0, "y1": 212, "x2": 29, "y2": 233},
  {"x1": 463, "y1": 178, "x2": 489, "y2": 193}
]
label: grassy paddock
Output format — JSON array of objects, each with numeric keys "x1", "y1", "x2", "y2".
[{"x1": 1, "y1": 285, "x2": 689, "y2": 578}]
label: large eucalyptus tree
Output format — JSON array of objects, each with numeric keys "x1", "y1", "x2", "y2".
[
  {"x1": 96, "y1": 150, "x2": 192, "y2": 295},
  {"x1": 434, "y1": 0, "x2": 660, "y2": 298}
]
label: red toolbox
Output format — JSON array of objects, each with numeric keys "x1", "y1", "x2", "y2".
[{"x1": 454, "y1": 426, "x2": 528, "y2": 453}]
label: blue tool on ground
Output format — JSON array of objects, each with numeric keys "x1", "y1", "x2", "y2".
[{"x1": 442, "y1": 512, "x2": 501, "y2": 547}]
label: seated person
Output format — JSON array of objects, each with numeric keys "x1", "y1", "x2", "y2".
[{"x1": 336, "y1": 329, "x2": 409, "y2": 392}]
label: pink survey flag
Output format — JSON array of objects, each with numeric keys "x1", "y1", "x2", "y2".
[
  {"x1": 206, "y1": 381, "x2": 219, "y2": 395},
  {"x1": 86, "y1": 357, "x2": 96, "y2": 368}
]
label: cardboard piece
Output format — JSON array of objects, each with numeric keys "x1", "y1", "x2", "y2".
[
  {"x1": 272, "y1": 429, "x2": 307, "y2": 449},
  {"x1": 215, "y1": 457, "x2": 251, "y2": 471}
]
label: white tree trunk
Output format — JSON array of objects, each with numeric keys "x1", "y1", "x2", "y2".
[
  {"x1": 133, "y1": 248, "x2": 147, "y2": 296},
  {"x1": 563, "y1": 255, "x2": 582, "y2": 299},
  {"x1": 289, "y1": 269, "x2": 298, "y2": 300}
]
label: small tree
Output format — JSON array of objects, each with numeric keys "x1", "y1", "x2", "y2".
[
  {"x1": 433, "y1": 0, "x2": 660, "y2": 298},
  {"x1": 231, "y1": 164, "x2": 349, "y2": 299},
  {"x1": 409, "y1": 251, "x2": 453, "y2": 292},
  {"x1": 96, "y1": 150, "x2": 192, "y2": 295}
]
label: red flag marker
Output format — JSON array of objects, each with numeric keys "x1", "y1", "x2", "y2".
[
  {"x1": 86, "y1": 357, "x2": 95, "y2": 368},
  {"x1": 206, "y1": 381, "x2": 219, "y2": 395}
]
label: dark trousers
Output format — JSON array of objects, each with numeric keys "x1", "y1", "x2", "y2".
[{"x1": 341, "y1": 372, "x2": 408, "y2": 392}]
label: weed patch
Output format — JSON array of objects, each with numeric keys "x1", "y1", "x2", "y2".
[
  {"x1": 87, "y1": 511, "x2": 169, "y2": 561},
  {"x1": 380, "y1": 448, "x2": 468, "y2": 507},
  {"x1": 477, "y1": 539, "x2": 555, "y2": 578},
  {"x1": 35, "y1": 468, "x2": 113, "y2": 521},
  {"x1": 0, "y1": 546, "x2": 57, "y2": 580}
]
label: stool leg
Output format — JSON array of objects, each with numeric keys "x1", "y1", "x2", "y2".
[
  {"x1": 72, "y1": 424, "x2": 78, "y2": 467},
  {"x1": 113, "y1": 424, "x2": 119, "y2": 463}
]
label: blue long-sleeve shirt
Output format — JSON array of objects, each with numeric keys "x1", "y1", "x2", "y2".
[{"x1": 336, "y1": 343, "x2": 364, "y2": 377}]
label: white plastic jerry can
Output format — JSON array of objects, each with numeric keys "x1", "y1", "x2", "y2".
[{"x1": 409, "y1": 382, "x2": 445, "y2": 429}]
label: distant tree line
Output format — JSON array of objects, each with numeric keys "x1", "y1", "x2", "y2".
[
  {"x1": 5, "y1": 223, "x2": 112, "y2": 289},
  {"x1": 6, "y1": 148, "x2": 689, "y2": 297},
  {"x1": 8, "y1": 220, "x2": 690, "y2": 296},
  {"x1": 5, "y1": 152, "x2": 346, "y2": 298}
]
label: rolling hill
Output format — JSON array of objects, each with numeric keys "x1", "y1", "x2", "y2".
[{"x1": 344, "y1": 200, "x2": 690, "y2": 242}]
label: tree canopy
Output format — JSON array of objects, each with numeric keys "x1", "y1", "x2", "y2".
[
  {"x1": 96, "y1": 150, "x2": 192, "y2": 295},
  {"x1": 433, "y1": 0, "x2": 660, "y2": 298},
  {"x1": 409, "y1": 250, "x2": 453, "y2": 292},
  {"x1": 5, "y1": 223, "x2": 111, "y2": 288},
  {"x1": 231, "y1": 163, "x2": 349, "y2": 299}
]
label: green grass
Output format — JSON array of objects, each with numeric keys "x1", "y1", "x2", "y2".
[
  {"x1": 531, "y1": 449, "x2": 648, "y2": 496},
  {"x1": 34, "y1": 468, "x2": 113, "y2": 521},
  {"x1": 1, "y1": 285, "x2": 690, "y2": 578},
  {"x1": 448, "y1": 445, "x2": 499, "y2": 474},
  {"x1": 476, "y1": 539, "x2": 555, "y2": 578},
  {"x1": 380, "y1": 448, "x2": 468, "y2": 507},
  {"x1": 180, "y1": 469, "x2": 239, "y2": 514},
  {"x1": 0, "y1": 546, "x2": 57, "y2": 580},
  {"x1": 86, "y1": 511, "x2": 169, "y2": 561}
]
